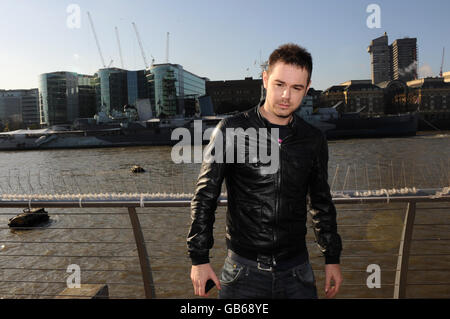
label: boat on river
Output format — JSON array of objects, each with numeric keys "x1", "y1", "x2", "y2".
[
  {"x1": 0, "y1": 104, "x2": 418, "y2": 151},
  {"x1": 297, "y1": 105, "x2": 418, "y2": 139},
  {"x1": 0, "y1": 116, "x2": 223, "y2": 151}
]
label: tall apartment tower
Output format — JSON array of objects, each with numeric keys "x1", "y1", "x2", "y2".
[
  {"x1": 367, "y1": 32, "x2": 391, "y2": 84},
  {"x1": 368, "y1": 33, "x2": 418, "y2": 84},
  {"x1": 391, "y1": 38, "x2": 418, "y2": 82}
]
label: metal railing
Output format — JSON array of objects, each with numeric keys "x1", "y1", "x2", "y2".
[
  {"x1": 0, "y1": 187, "x2": 449, "y2": 298},
  {"x1": 330, "y1": 187, "x2": 450, "y2": 298}
]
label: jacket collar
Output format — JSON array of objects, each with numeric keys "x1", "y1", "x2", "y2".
[{"x1": 252, "y1": 100, "x2": 299, "y2": 134}]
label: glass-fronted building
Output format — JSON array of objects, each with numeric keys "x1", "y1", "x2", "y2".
[
  {"x1": 39, "y1": 64, "x2": 204, "y2": 125},
  {"x1": 39, "y1": 72, "x2": 78, "y2": 126},
  {"x1": 127, "y1": 70, "x2": 149, "y2": 107},
  {"x1": 94, "y1": 68, "x2": 149, "y2": 114},
  {"x1": 77, "y1": 75, "x2": 97, "y2": 118},
  {"x1": 146, "y1": 64, "x2": 206, "y2": 117},
  {"x1": 39, "y1": 72, "x2": 96, "y2": 126},
  {"x1": 94, "y1": 68, "x2": 127, "y2": 114}
]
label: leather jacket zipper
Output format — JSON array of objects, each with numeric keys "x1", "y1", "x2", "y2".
[
  {"x1": 273, "y1": 143, "x2": 282, "y2": 249},
  {"x1": 271, "y1": 123, "x2": 293, "y2": 260},
  {"x1": 274, "y1": 140, "x2": 282, "y2": 252},
  {"x1": 274, "y1": 132, "x2": 293, "y2": 254}
]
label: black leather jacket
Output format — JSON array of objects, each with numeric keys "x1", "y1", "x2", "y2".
[{"x1": 187, "y1": 104, "x2": 342, "y2": 265}]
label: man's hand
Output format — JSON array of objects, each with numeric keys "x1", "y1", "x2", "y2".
[
  {"x1": 190, "y1": 263, "x2": 221, "y2": 297},
  {"x1": 324, "y1": 264, "x2": 343, "y2": 298}
]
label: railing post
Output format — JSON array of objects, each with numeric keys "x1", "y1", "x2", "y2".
[
  {"x1": 394, "y1": 201, "x2": 416, "y2": 299},
  {"x1": 127, "y1": 207, "x2": 156, "y2": 299}
]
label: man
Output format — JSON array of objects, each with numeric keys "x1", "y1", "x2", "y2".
[{"x1": 187, "y1": 43, "x2": 342, "y2": 299}]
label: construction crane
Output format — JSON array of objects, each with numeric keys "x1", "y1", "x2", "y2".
[
  {"x1": 132, "y1": 22, "x2": 149, "y2": 69},
  {"x1": 87, "y1": 11, "x2": 106, "y2": 68},
  {"x1": 115, "y1": 26, "x2": 124, "y2": 69},
  {"x1": 255, "y1": 49, "x2": 268, "y2": 78},
  {"x1": 439, "y1": 47, "x2": 445, "y2": 77},
  {"x1": 166, "y1": 32, "x2": 170, "y2": 63}
]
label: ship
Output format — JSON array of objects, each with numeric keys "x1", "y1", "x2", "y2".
[
  {"x1": 0, "y1": 117, "x2": 224, "y2": 151},
  {"x1": 0, "y1": 101, "x2": 418, "y2": 151},
  {"x1": 296, "y1": 103, "x2": 418, "y2": 139}
]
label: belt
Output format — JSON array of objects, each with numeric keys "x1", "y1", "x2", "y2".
[{"x1": 227, "y1": 249, "x2": 309, "y2": 272}]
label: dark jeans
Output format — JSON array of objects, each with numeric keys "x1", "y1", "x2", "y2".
[{"x1": 218, "y1": 250, "x2": 318, "y2": 299}]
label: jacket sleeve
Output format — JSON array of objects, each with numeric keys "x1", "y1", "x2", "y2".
[
  {"x1": 187, "y1": 120, "x2": 227, "y2": 265},
  {"x1": 308, "y1": 132, "x2": 342, "y2": 264}
]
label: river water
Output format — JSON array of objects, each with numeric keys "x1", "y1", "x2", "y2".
[{"x1": 0, "y1": 131, "x2": 449, "y2": 299}]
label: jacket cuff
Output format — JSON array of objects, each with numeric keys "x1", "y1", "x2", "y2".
[
  {"x1": 325, "y1": 255, "x2": 340, "y2": 264},
  {"x1": 190, "y1": 255, "x2": 210, "y2": 265}
]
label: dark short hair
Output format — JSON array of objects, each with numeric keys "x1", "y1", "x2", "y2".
[{"x1": 267, "y1": 43, "x2": 313, "y2": 84}]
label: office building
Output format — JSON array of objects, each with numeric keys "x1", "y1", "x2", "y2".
[
  {"x1": 407, "y1": 76, "x2": 450, "y2": 129},
  {"x1": 321, "y1": 80, "x2": 384, "y2": 114},
  {"x1": 77, "y1": 75, "x2": 96, "y2": 118},
  {"x1": 39, "y1": 72, "x2": 96, "y2": 126},
  {"x1": 0, "y1": 89, "x2": 39, "y2": 129},
  {"x1": 407, "y1": 77, "x2": 450, "y2": 111},
  {"x1": 94, "y1": 68, "x2": 150, "y2": 116},
  {"x1": 94, "y1": 68, "x2": 127, "y2": 114},
  {"x1": 206, "y1": 77, "x2": 262, "y2": 114},
  {"x1": 127, "y1": 70, "x2": 149, "y2": 107},
  {"x1": 0, "y1": 90, "x2": 23, "y2": 128},
  {"x1": 341, "y1": 80, "x2": 384, "y2": 114},
  {"x1": 146, "y1": 64, "x2": 206, "y2": 117}
]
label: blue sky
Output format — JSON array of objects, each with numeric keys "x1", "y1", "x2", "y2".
[{"x1": 1, "y1": 0, "x2": 449, "y2": 91}]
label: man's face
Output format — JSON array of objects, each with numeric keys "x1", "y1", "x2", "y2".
[{"x1": 262, "y1": 61, "x2": 310, "y2": 122}]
